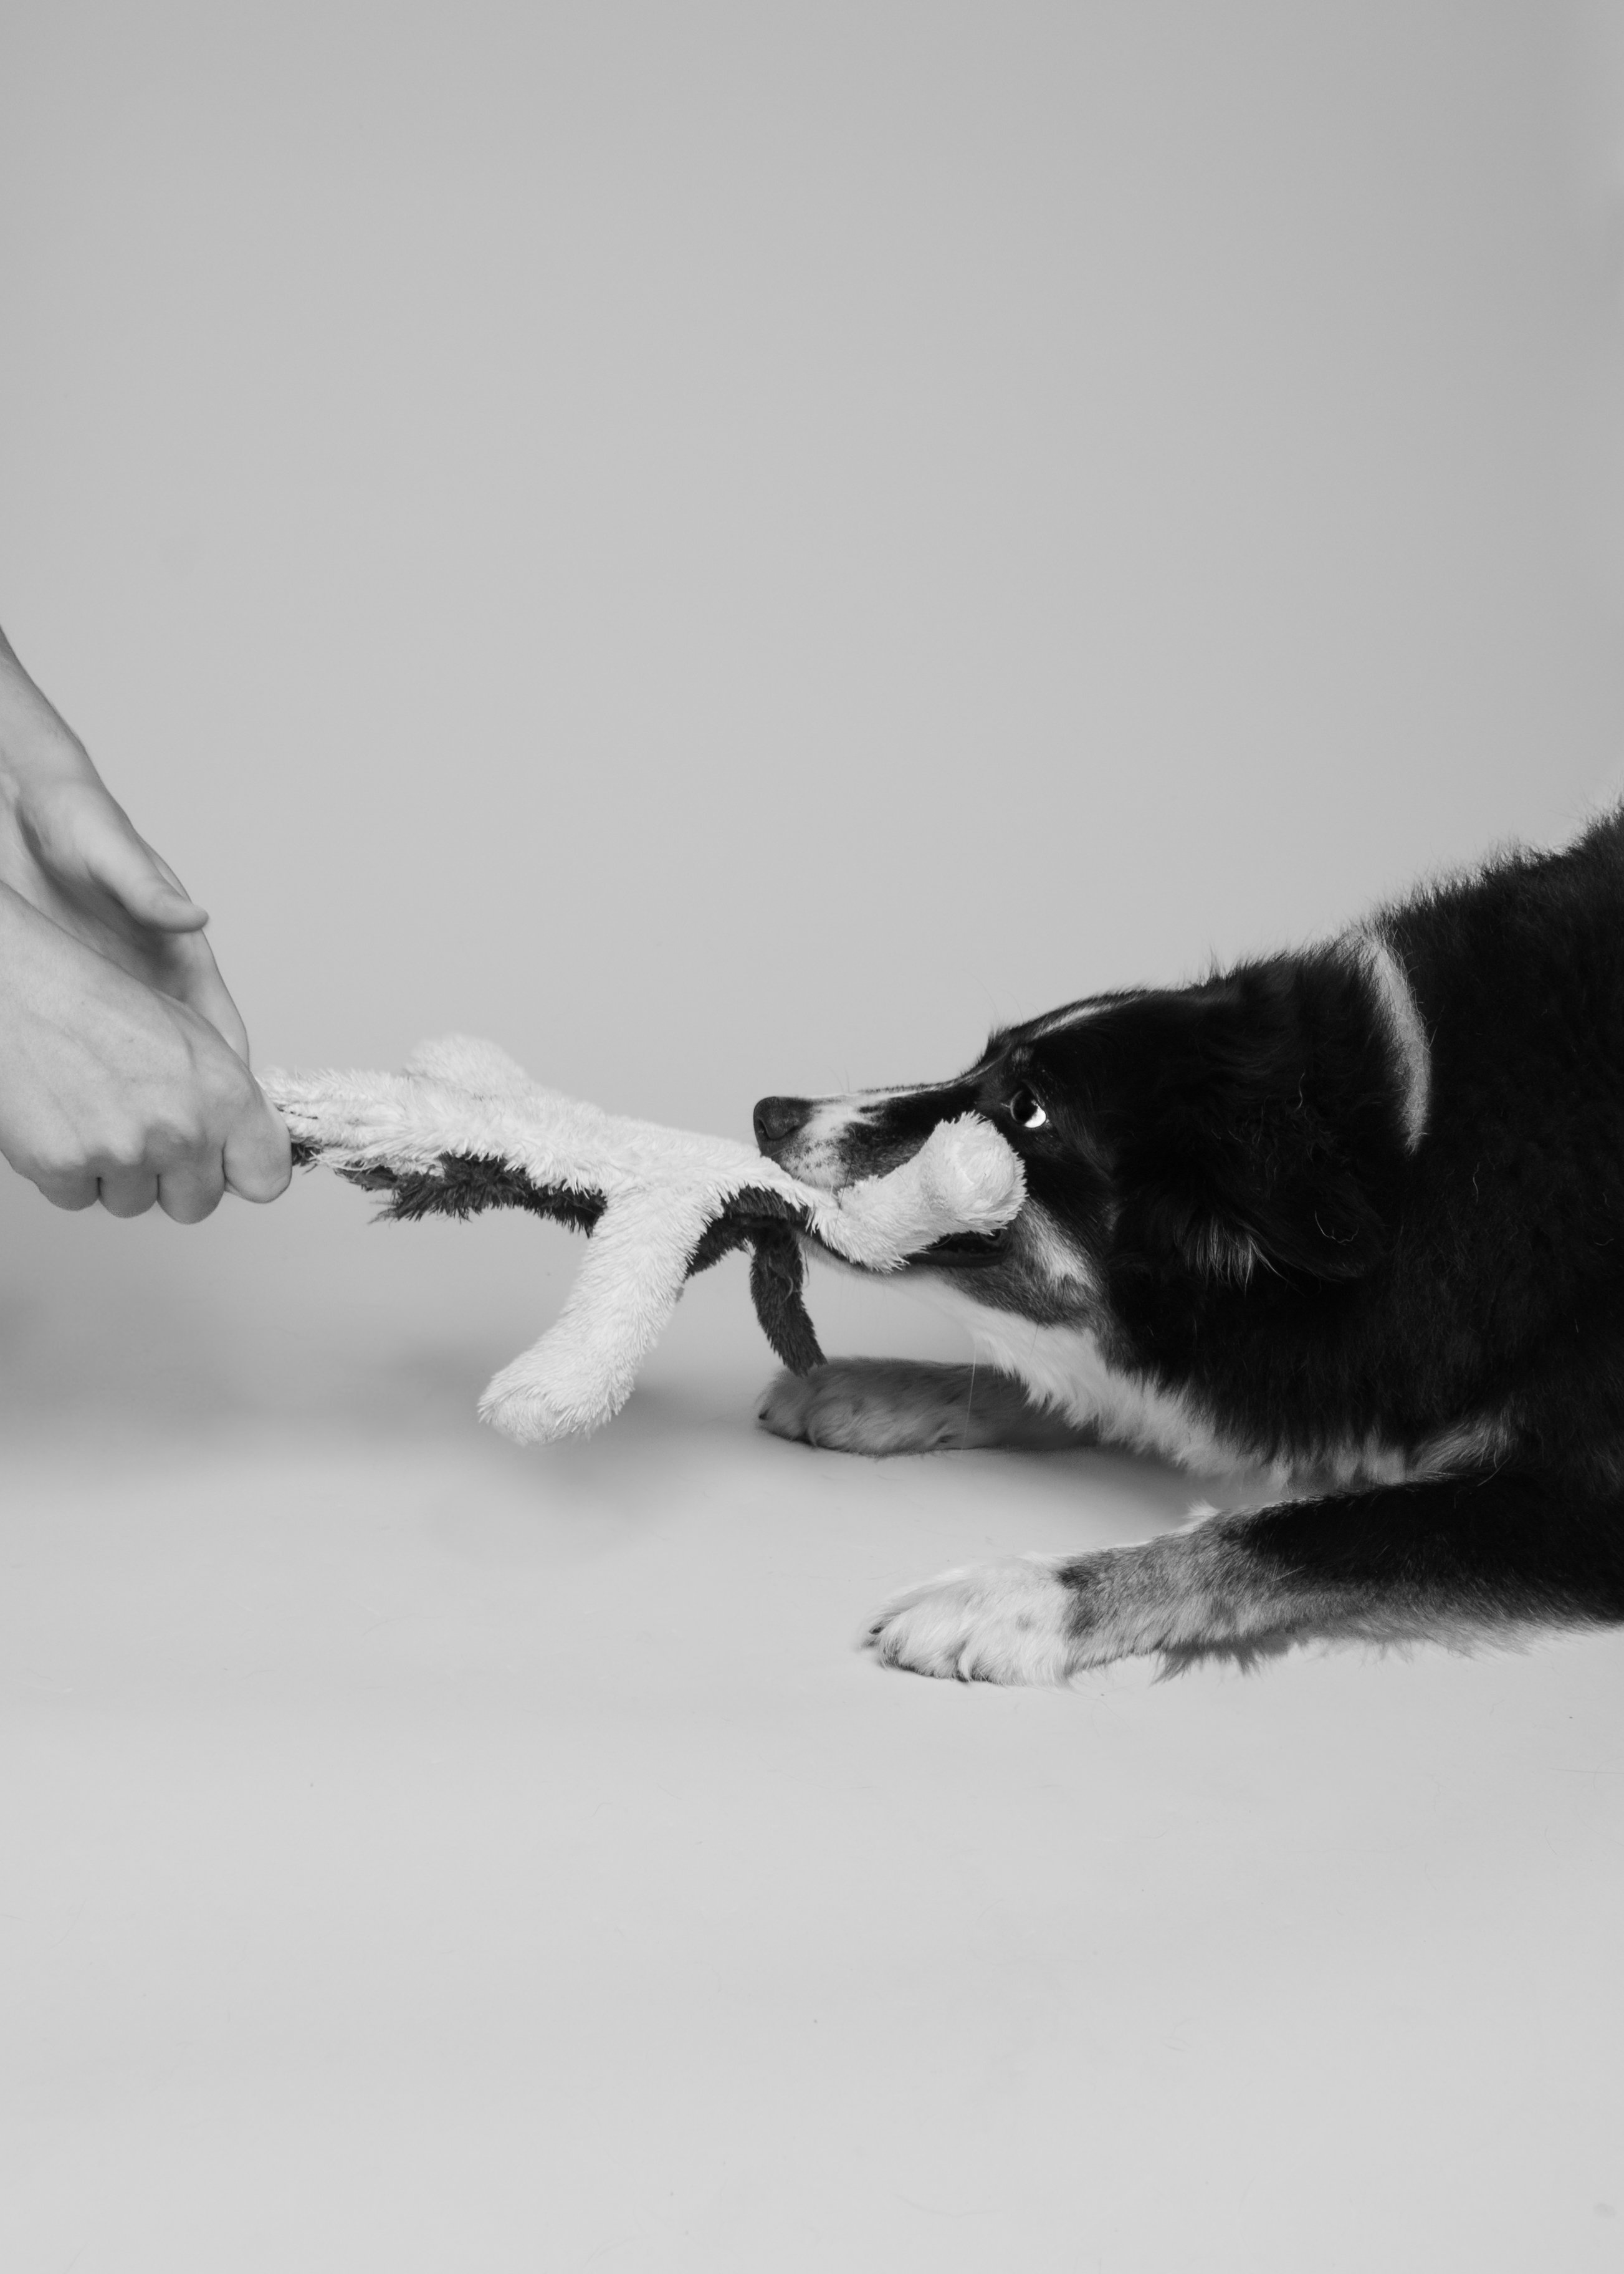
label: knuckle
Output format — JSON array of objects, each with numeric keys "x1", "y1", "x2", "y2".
[
  {"x1": 87, "y1": 1138, "x2": 145, "y2": 1177},
  {"x1": 149, "y1": 1118, "x2": 210, "y2": 1166},
  {"x1": 8, "y1": 1139, "x2": 93, "y2": 1201}
]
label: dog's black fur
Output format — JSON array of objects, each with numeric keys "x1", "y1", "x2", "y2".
[{"x1": 753, "y1": 809, "x2": 1624, "y2": 1681}]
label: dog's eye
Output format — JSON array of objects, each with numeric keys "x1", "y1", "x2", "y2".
[{"x1": 1008, "y1": 1086, "x2": 1047, "y2": 1131}]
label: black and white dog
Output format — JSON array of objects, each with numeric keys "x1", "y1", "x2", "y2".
[{"x1": 753, "y1": 810, "x2": 1624, "y2": 1682}]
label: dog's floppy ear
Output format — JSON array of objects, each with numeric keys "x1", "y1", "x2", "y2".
[{"x1": 1113, "y1": 955, "x2": 1400, "y2": 1284}]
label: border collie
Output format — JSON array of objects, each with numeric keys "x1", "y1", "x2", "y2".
[{"x1": 752, "y1": 810, "x2": 1624, "y2": 1682}]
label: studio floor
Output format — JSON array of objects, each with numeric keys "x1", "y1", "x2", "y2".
[{"x1": 2, "y1": 1201, "x2": 1622, "y2": 2273}]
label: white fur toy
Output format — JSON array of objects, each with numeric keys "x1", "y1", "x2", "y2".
[{"x1": 264, "y1": 1036, "x2": 1024, "y2": 1444}]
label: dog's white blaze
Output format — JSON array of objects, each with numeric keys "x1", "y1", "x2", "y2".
[
  {"x1": 1350, "y1": 931, "x2": 1431, "y2": 1152},
  {"x1": 775, "y1": 1091, "x2": 948, "y2": 1190},
  {"x1": 1024, "y1": 998, "x2": 1111, "y2": 1041},
  {"x1": 774, "y1": 1098, "x2": 872, "y2": 1190}
]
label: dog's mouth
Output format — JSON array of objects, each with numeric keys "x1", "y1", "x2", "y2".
[
  {"x1": 800, "y1": 1148, "x2": 1023, "y2": 1272},
  {"x1": 753, "y1": 1090, "x2": 1028, "y2": 1270},
  {"x1": 795, "y1": 1214, "x2": 1016, "y2": 1274},
  {"x1": 914, "y1": 1226, "x2": 1016, "y2": 1268}
]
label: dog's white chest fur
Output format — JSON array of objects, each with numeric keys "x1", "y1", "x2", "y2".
[
  {"x1": 917, "y1": 1278, "x2": 1467, "y2": 1489},
  {"x1": 919, "y1": 1280, "x2": 1249, "y2": 1475}
]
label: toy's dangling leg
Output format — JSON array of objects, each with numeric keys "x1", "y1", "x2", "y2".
[
  {"x1": 478, "y1": 1184, "x2": 715, "y2": 1444},
  {"x1": 748, "y1": 1224, "x2": 824, "y2": 1374}
]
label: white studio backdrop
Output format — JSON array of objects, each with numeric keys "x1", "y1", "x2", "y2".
[
  {"x1": 0, "y1": 0, "x2": 1620, "y2": 1422},
  {"x1": 4, "y1": 19, "x2": 1624, "y2": 2272}
]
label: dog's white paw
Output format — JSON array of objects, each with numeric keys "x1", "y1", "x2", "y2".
[{"x1": 863, "y1": 1557, "x2": 1087, "y2": 1684}]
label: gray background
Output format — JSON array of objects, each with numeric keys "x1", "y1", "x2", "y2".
[
  {"x1": 2, "y1": 2, "x2": 1623, "y2": 1398},
  {"x1": 2, "y1": 7, "x2": 1623, "y2": 2270},
  {"x1": 4, "y1": 0, "x2": 1622, "y2": 1409}
]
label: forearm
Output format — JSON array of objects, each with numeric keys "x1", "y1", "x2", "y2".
[
  {"x1": 0, "y1": 616, "x2": 251, "y2": 1069},
  {"x1": 0, "y1": 622, "x2": 95, "y2": 799}
]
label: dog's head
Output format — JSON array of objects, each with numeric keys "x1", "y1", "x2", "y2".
[{"x1": 754, "y1": 949, "x2": 1411, "y2": 1326}]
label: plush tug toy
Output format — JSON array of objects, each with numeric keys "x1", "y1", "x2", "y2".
[{"x1": 264, "y1": 1036, "x2": 1024, "y2": 1444}]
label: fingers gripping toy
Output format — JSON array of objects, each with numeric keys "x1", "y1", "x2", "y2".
[{"x1": 264, "y1": 1037, "x2": 1025, "y2": 1445}]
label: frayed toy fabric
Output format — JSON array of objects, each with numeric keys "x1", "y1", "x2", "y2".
[{"x1": 262, "y1": 1036, "x2": 1025, "y2": 1444}]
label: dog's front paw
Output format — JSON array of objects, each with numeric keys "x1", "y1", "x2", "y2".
[
  {"x1": 864, "y1": 1557, "x2": 1094, "y2": 1684},
  {"x1": 758, "y1": 1358, "x2": 1082, "y2": 1456},
  {"x1": 757, "y1": 1359, "x2": 973, "y2": 1455},
  {"x1": 865, "y1": 1528, "x2": 1262, "y2": 1682}
]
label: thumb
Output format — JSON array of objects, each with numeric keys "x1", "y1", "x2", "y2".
[
  {"x1": 76, "y1": 802, "x2": 210, "y2": 933},
  {"x1": 222, "y1": 1086, "x2": 294, "y2": 1204}
]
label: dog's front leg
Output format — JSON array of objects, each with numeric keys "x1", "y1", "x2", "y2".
[
  {"x1": 758, "y1": 1358, "x2": 1090, "y2": 1456},
  {"x1": 864, "y1": 1469, "x2": 1624, "y2": 1681}
]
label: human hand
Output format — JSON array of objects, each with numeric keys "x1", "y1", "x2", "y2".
[
  {"x1": 0, "y1": 623, "x2": 289, "y2": 1218},
  {"x1": 0, "y1": 626, "x2": 249, "y2": 1054},
  {"x1": 0, "y1": 879, "x2": 290, "y2": 1218}
]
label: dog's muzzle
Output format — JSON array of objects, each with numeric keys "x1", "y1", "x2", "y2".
[{"x1": 752, "y1": 1096, "x2": 815, "y2": 1154}]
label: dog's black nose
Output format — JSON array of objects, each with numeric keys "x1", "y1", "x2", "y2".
[{"x1": 753, "y1": 1096, "x2": 814, "y2": 1151}]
